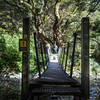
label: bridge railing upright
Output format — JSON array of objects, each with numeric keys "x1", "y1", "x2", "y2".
[
  {"x1": 60, "y1": 32, "x2": 77, "y2": 77},
  {"x1": 33, "y1": 32, "x2": 49, "y2": 78}
]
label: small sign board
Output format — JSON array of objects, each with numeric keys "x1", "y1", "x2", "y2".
[{"x1": 19, "y1": 39, "x2": 28, "y2": 52}]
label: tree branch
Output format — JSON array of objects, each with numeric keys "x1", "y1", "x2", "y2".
[
  {"x1": 53, "y1": 0, "x2": 61, "y2": 43},
  {"x1": 4, "y1": 0, "x2": 18, "y2": 7},
  {"x1": 4, "y1": 0, "x2": 26, "y2": 11}
]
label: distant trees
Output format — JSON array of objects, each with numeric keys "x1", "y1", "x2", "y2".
[
  {"x1": 0, "y1": 0, "x2": 100, "y2": 72},
  {"x1": 0, "y1": 0, "x2": 99, "y2": 45}
]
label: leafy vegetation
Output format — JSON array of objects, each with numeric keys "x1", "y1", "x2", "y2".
[
  {"x1": 0, "y1": 33, "x2": 21, "y2": 73},
  {"x1": 0, "y1": 0, "x2": 100, "y2": 74},
  {"x1": 0, "y1": 32, "x2": 37, "y2": 73}
]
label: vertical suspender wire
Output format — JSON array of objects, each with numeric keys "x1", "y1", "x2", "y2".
[
  {"x1": 70, "y1": 33, "x2": 77, "y2": 77},
  {"x1": 40, "y1": 42, "x2": 45, "y2": 71},
  {"x1": 61, "y1": 48, "x2": 64, "y2": 66},
  {"x1": 65, "y1": 42, "x2": 70, "y2": 72},
  {"x1": 33, "y1": 32, "x2": 41, "y2": 78},
  {"x1": 62, "y1": 47, "x2": 65, "y2": 68},
  {"x1": 44, "y1": 46, "x2": 48, "y2": 68}
]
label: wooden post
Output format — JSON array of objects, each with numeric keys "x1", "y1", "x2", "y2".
[
  {"x1": 81, "y1": 17, "x2": 89, "y2": 100},
  {"x1": 21, "y1": 17, "x2": 30, "y2": 100}
]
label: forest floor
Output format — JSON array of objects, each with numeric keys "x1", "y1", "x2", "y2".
[{"x1": 0, "y1": 72, "x2": 100, "y2": 100}]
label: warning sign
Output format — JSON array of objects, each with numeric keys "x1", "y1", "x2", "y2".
[{"x1": 19, "y1": 39, "x2": 28, "y2": 52}]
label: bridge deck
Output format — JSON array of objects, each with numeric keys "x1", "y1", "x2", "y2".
[
  {"x1": 29, "y1": 62, "x2": 81, "y2": 97},
  {"x1": 34, "y1": 62, "x2": 79, "y2": 85}
]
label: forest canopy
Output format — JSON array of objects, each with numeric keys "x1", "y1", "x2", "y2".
[
  {"x1": 0, "y1": 0, "x2": 100, "y2": 73},
  {"x1": 0, "y1": 0, "x2": 99, "y2": 44}
]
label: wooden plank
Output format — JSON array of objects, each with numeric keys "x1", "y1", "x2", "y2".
[
  {"x1": 21, "y1": 17, "x2": 30, "y2": 100},
  {"x1": 81, "y1": 17, "x2": 89, "y2": 99},
  {"x1": 30, "y1": 79, "x2": 80, "y2": 87},
  {"x1": 35, "y1": 79, "x2": 77, "y2": 85},
  {"x1": 31, "y1": 86, "x2": 81, "y2": 95}
]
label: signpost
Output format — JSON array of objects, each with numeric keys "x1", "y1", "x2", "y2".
[
  {"x1": 81, "y1": 17, "x2": 89, "y2": 100},
  {"x1": 19, "y1": 17, "x2": 30, "y2": 100}
]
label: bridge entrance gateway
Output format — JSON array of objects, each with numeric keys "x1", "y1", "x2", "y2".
[{"x1": 20, "y1": 17, "x2": 89, "y2": 100}]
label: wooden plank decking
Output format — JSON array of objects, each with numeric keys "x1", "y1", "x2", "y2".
[
  {"x1": 34, "y1": 62, "x2": 80, "y2": 85},
  {"x1": 29, "y1": 62, "x2": 81, "y2": 97}
]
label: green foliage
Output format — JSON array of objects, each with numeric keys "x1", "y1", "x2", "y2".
[
  {"x1": 0, "y1": 34, "x2": 21, "y2": 73},
  {"x1": 90, "y1": 10, "x2": 100, "y2": 65},
  {"x1": 0, "y1": 33, "x2": 38, "y2": 73},
  {"x1": 30, "y1": 35, "x2": 37, "y2": 73},
  {"x1": 90, "y1": 58, "x2": 100, "y2": 74}
]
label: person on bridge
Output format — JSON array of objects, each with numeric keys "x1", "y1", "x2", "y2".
[
  {"x1": 53, "y1": 43, "x2": 58, "y2": 54},
  {"x1": 46, "y1": 43, "x2": 62, "y2": 62}
]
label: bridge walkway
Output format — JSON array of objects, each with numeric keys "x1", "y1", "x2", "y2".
[{"x1": 29, "y1": 62, "x2": 81, "y2": 100}]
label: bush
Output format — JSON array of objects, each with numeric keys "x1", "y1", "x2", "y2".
[
  {"x1": 0, "y1": 34, "x2": 21, "y2": 73},
  {"x1": 0, "y1": 33, "x2": 38, "y2": 73},
  {"x1": 90, "y1": 58, "x2": 100, "y2": 74}
]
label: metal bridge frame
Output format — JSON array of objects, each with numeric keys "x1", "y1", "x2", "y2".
[{"x1": 21, "y1": 17, "x2": 89, "y2": 100}]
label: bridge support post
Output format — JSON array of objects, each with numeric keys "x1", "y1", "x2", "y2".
[
  {"x1": 81, "y1": 17, "x2": 89, "y2": 100},
  {"x1": 21, "y1": 17, "x2": 30, "y2": 100}
]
